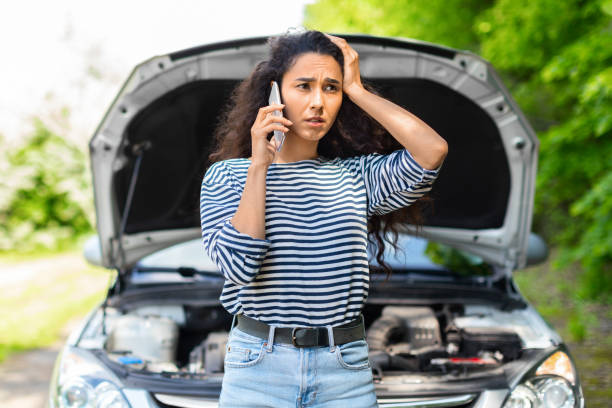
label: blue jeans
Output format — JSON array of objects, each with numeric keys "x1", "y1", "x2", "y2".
[{"x1": 219, "y1": 320, "x2": 379, "y2": 407}]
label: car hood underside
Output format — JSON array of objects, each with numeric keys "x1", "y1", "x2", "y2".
[{"x1": 89, "y1": 34, "x2": 538, "y2": 272}]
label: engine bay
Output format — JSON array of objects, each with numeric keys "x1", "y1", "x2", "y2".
[
  {"x1": 364, "y1": 305, "x2": 522, "y2": 379},
  {"x1": 85, "y1": 302, "x2": 532, "y2": 381}
]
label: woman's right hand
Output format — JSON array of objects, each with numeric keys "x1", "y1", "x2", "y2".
[{"x1": 250, "y1": 104, "x2": 292, "y2": 167}]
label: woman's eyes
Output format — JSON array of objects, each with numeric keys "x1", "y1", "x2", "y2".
[{"x1": 297, "y1": 83, "x2": 338, "y2": 91}]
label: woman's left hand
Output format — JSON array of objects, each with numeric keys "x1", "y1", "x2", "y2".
[{"x1": 324, "y1": 33, "x2": 364, "y2": 97}]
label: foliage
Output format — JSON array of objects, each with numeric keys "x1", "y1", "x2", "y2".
[
  {"x1": 0, "y1": 118, "x2": 94, "y2": 253},
  {"x1": 304, "y1": 0, "x2": 612, "y2": 299},
  {"x1": 475, "y1": 0, "x2": 612, "y2": 300},
  {"x1": 304, "y1": 0, "x2": 489, "y2": 51}
]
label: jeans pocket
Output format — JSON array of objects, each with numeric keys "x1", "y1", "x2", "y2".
[
  {"x1": 335, "y1": 339, "x2": 371, "y2": 370},
  {"x1": 224, "y1": 331, "x2": 267, "y2": 368}
]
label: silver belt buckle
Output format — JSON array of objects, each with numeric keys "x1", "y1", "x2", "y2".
[{"x1": 291, "y1": 327, "x2": 312, "y2": 347}]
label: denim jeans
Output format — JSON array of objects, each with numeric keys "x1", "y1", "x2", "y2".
[{"x1": 219, "y1": 320, "x2": 379, "y2": 407}]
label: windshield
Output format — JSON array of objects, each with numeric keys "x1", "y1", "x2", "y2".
[
  {"x1": 367, "y1": 233, "x2": 493, "y2": 277},
  {"x1": 132, "y1": 239, "x2": 222, "y2": 284},
  {"x1": 134, "y1": 234, "x2": 493, "y2": 284}
]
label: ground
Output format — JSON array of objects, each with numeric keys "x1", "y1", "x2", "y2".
[
  {"x1": 0, "y1": 252, "x2": 108, "y2": 407},
  {"x1": 0, "y1": 331, "x2": 66, "y2": 407},
  {"x1": 0, "y1": 349, "x2": 58, "y2": 407}
]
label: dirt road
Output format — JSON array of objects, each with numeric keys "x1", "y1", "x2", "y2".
[
  {"x1": 0, "y1": 252, "x2": 105, "y2": 408},
  {"x1": 0, "y1": 313, "x2": 85, "y2": 408},
  {"x1": 0, "y1": 346, "x2": 59, "y2": 407}
]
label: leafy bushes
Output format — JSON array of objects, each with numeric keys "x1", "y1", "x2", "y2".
[{"x1": 0, "y1": 118, "x2": 94, "y2": 253}]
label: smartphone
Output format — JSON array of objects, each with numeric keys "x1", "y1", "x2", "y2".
[{"x1": 268, "y1": 81, "x2": 285, "y2": 152}]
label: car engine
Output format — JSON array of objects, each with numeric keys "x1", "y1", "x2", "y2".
[
  {"x1": 365, "y1": 305, "x2": 522, "y2": 378},
  {"x1": 97, "y1": 303, "x2": 524, "y2": 379}
]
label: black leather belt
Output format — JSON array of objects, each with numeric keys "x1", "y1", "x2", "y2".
[{"x1": 235, "y1": 314, "x2": 366, "y2": 348}]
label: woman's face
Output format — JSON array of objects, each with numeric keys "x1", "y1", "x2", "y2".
[{"x1": 280, "y1": 52, "x2": 343, "y2": 143}]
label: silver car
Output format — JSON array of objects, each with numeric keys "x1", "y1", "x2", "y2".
[{"x1": 48, "y1": 33, "x2": 584, "y2": 408}]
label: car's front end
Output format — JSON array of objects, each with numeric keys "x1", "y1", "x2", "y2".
[{"x1": 49, "y1": 236, "x2": 583, "y2": 408}]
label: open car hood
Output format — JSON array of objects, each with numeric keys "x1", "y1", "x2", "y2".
[{"x1": 90, "y1": 33, "x2": 538, "y2": 272}]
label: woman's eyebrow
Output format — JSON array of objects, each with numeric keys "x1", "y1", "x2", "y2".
[{"x1": 294, "y1": 77, "x2": 340, "y2": 84}]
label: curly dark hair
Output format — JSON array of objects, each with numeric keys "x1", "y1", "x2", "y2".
[{"x1": 208, "y1": 29, "x2": 433, "y2": 279}]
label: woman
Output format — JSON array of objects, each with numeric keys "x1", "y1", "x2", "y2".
[{"x1": 200, "y1": 29, "x2": 447, "y2": 408}]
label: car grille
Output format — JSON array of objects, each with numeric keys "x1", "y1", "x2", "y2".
[
  {"x1": 153, "y1": 393, "x2": 477, "y2": 408},
  {"x1": 377, "y1": 393, "x2": 477, "y2": 407},
  {"x1": 153, "y1": 393, "x2": 219, "y2": 407}
]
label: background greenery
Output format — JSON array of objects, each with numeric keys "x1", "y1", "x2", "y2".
[
  {"x1": 304, "y1": 0, "x2": 612, "y2": 301},
  {"x1": 0, "y1": 117, "x2": 94, "y2": 255}
]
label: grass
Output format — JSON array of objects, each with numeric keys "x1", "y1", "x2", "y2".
[
  {"x1": 0, "y1": 236, "x2": 89, "y2": 263},
  {"x1": 514, "y1": 248, "x2": 598, "y2": 341},
  {"x1": 0, "y1": 251, "x2": 110, "y2": 363}
]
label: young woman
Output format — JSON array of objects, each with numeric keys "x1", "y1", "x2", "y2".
[{"x1": 200, "y1": 29, "x2": 447, "y2": 408}]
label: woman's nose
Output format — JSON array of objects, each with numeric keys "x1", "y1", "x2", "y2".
[{"x1": 310, "y1": 89, "x2": 323, "y2": 109}]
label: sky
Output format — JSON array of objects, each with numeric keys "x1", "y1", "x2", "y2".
[{"x1": 0, "y1": 0, "x2": 313, "y2": 147}]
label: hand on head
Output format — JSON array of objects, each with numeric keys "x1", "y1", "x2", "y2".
[{"x1": 323, "y1": 34, "x2": 364, "y2": 96}]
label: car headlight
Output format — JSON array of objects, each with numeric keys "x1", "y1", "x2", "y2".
[
  {"x1": 502, "y1": 351, "x2": 583, "y2": 408},
  {"x1": 49, "y1": 347, "x2": 131, "y2": 408}
]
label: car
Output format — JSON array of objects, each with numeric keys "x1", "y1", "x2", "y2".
[{"x1": 48, "y1": 33, "x2": 584, "y2": 408}]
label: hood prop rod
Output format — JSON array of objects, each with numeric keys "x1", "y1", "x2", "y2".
[
  {"x1": 112, "y1": 141, "x2": 152, "y2": 270},
  {"x1": 118, "y1": 141, "x2": 152, "y2": 245},
  {"x1": 103, "y1": 141, "x2": 151, "y2": 335}
]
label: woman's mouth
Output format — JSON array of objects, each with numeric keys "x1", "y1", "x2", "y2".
[{"x1": 306, "y1": 117, "x2": 325, "y2": 127}]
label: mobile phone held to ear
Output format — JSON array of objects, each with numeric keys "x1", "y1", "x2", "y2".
[{"x1": 268, "y1": 81, "x2": 285, "y2": 152}]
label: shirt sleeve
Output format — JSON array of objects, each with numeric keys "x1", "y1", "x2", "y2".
[
  {"x1": 200, "y1": 161, "x2": 271, "y2": 286},
  {"x1": 351, "y1": 148, "x2": 443, "y2": 217}
]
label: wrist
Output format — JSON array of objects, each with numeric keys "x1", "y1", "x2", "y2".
[
  {"x1": 248, "y1": 161, "x2": 269, "y2": 172},
  {"x1": 345, "y1": 83, "x2": 367, "y2": 101}
]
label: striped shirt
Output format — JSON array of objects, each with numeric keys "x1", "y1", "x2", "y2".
[{"x1": 200, "y1": 148, "x2": 442, "y2": 327}]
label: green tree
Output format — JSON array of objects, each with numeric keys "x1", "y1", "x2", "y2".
[
  {"x1": 304, "y1": 0, "x2": 490, "y2": 50},
  {"x1": 304, "y1": 0, "x2": 612, "y2": 299},
  {"x1": 0, "y1": 118, "x2": 94, "y2": 253}
]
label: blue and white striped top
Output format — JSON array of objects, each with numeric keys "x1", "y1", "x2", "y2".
[{"x1": 200, "y1": 148, "x2": 442, "y2": 327}]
